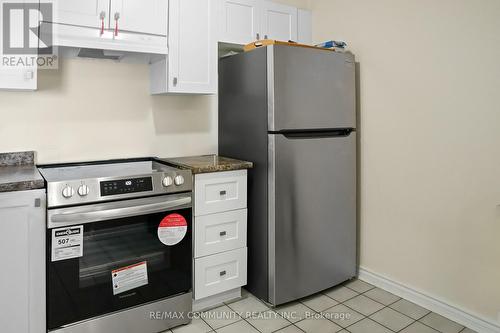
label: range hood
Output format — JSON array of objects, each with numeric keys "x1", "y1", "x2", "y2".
[{"x1": 40, "y1": 21, "x2": 168, "y2": 63}]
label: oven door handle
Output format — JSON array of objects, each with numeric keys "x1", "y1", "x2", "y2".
[{"x1": 48, "y1": 195, "x2": 191, "y2": 228}]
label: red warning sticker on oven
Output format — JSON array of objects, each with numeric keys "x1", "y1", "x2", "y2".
[{"x1": 157, "y1": 213, "x2": 187, "y2": 246}]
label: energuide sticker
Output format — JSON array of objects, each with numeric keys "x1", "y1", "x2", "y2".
[
  {"x1": 157, "y1": 213, "x2": 187, "y2": 246},
  {"x1": 111, "y1": 261, "x2": 148, "y2": 296},
  {"x1": 51, "y1": 225, "x2": 84, "y2": 262}
]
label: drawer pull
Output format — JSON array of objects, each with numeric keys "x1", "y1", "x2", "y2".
[
  {"x1": 220, "y1": 231, "x2": 227, "y2": 237},
  {"x1": 220, "y1": 270, "x2": 227, "y2": 277},
  {"x1": 220, "y1": 190, "x2": 227, "y2": 196}
]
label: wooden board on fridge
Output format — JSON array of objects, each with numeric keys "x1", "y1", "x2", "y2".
[{"x1": 243, "y1": 39, "x2": 335, "y2": 52}]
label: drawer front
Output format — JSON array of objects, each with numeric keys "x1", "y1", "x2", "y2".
[
  {"x1": 194, "y1": 170, "x2": 247, "y2": 216},
  {"x1": 195, "y1": 209, "x2": 247, "y2": 258},
  {"x1": 194, "y1": 247, "x2": 247, "y2": 300}
]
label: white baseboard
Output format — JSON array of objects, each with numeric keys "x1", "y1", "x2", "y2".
[
  {"x1": 193, "y1": 288, "x2": 242, "y2": 312},
  {"x1": 358, "y1": 268, "x2": 500, "y2": 333}
]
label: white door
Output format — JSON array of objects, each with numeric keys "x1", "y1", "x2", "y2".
[
  {"x1": 52, "y1": 0, "x2": 109, "y2": 29},
  {"x1": 110, "y1": 0, "x2": 167, "y2": 36},
  {"x1": 0, "y1": 190, "x2": 46, "y2": 333},
  {"x1": 168, "y1": 0, "x2": 216, "y2": 94},
  {"x1": 261, "y1": 0, "x2": 297, "y2": 41},
  {"x1": 218, "y1": 0, "x2": 261, "y2": 45}
]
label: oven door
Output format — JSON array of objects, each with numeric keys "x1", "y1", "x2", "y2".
[{"x1": 46, "y1": 193, "x2": 192, "y2": 330}]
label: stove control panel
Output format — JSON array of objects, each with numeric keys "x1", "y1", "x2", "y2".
[{"x1": 100, "y1": 177, "x2": 153, "y2": 196}]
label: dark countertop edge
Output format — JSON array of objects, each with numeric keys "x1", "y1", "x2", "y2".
[
  {"x1": 0, "y1": 151, "x2": 35, "y2": 167},
  {"x1": 0, "y1": 151, "x2": 46, "y2": 193},
  {"x1": 160, "y1": 156, "x2": 253, "y2": 175},
  {"x1": 0, "y1": 179, "x2": 45, "y2": 193}
]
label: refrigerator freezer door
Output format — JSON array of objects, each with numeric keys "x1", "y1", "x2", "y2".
[
  {"x1": 268, "y1": 132, "x2": 357, "y2": 305},
  {"x1": 268, "y1": 45, "x2": 356, "y2": 131}
]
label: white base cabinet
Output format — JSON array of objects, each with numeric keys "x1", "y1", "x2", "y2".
[
  {"x1": 0, "y1": 189, "x2": 46, "y2": 333},
  {"x1": 192, "y1": 170, "x2": 248, "y2": 309},
  {"x1": 194, "y1": 247, "x2": 247, "y2": 300},
  {"x1": 194, "y1": 209, "x2": 247, "y2": 258}
]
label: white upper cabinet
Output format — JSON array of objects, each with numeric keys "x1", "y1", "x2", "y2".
[
  {"x1": 217, "y1": 0, "x2": 309, "y2": 45},
  {"x1": 53, "y1": 0, "x2": 167, "y2": 36},
  {"x1": 46, "y1": 0, "x2": 168, "y2": 55},
  {"x1": 261, "y1": 0, "x2": 297, "y2": 41},
  {"x1": 297, "y1": 9, "x2": 312, "y2": 44},
  {"x1": 0, "y1": 2, "x2": 37, "y2": 91},
  {"x1": 53, "y1": 0, "x2": 109, "y2": 29},
  {"x1": 218, "y1": 0, "x2": 261, "y2": 45},
  {"x1": 109, "y1": 0, "x2": 167, "y2": 36},
  {"x1": 151, "y1": 0, "x2": 216, "y2": 94},
  {"x1": 0, "y1": 67, "x2": 37, "y2": 91}
]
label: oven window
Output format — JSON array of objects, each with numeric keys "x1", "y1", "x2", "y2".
[{"x1": 47, "y1": 208, "x2": 192, "y2": 330}]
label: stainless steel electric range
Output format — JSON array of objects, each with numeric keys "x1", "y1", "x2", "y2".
[{"x1": 38, "y1": 158, "x2": 193, "y2": 333}]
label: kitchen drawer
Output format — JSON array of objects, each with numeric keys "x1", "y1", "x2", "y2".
[
  {"x1": 194, "y1": 247, "x2": 247, "y2": 300},
  {"x1": 194, "y1": 170, "x2": 247, "y2": 216},
  {"x1": 195, "y1": 209, "x2": 247, "y2": 258}
]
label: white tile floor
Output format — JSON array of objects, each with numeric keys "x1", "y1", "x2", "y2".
[{"x1": 165, "y1": 279, "x2": 476, "y2": 333}]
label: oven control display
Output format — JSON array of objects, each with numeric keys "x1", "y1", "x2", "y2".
[{"x1": 100, "y1": 177, "x2": 153, "y2": 196}]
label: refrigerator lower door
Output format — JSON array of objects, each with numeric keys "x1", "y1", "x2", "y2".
[{"x1": 268, "y1": 132, "x2": 357, "y2": 305}]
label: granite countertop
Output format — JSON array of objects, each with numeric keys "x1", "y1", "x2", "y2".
[
  {"x1": 161, "y1": 155, "x2": 253, "y2": 174},
  {"x1": 0, "y1": 151, "x2": 45, "y2": 193}
]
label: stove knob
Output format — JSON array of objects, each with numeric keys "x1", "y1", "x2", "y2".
[
  {"x1": 162, "y1": 176, "x2": 174, "y2": 187},
  {"x1": 62, "y1": 185, "x2": 75, "y2": 198},
  {"x1": 78, "y1": 185, "x2": 90, "y2": 197},
  {"x1": 174, "y1": 175, "x2": 185, "y2": 186}
]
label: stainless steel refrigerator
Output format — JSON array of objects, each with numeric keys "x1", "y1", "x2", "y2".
[{"x1": 219, "y1": 45, "x2": 357, "y2": 306}]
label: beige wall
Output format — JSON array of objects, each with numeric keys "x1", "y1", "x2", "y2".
[
  {"x1": 0, "y1": 58, "x2": 218, "y2": 164},
  {"x1": 0, "y1": 0, "x2": 307, "y2": 165},
  {"x1": 309, "y1": 0, "x2": 500, "y2": 324}
]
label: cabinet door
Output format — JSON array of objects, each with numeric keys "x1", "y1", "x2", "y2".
[
  {"x1": 194, "y1": 247, "x2": 247, "y2": 300},
  {"x1": 261, "y1": 0, "x2": 297, "y2": 41},
  {"x1": 0, "y1": 67, "x2": 37, "y2": 90},
  {"x1": 0, "y1": 2, "x2": 37, "y2": 90},
  {"x1": 53, "y1": 0, "x2": 109, "y2": 29},
  {"x1": 297, "y1": 9, "x2": 312, "y2": 44},
  {"x1": 218, "y1": 0, "x2": 261, "y2": 45},
  {"x1": 110, "y1": 0, "x2": 167, "y2": 36},
  {"x1": 0, "y1": 190, "x2": 46, "y2": 333},
  {"x1": 168, "y1": 0, "x2": 216, "y2": 94}
]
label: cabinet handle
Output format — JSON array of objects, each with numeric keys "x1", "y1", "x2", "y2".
[
  {"x1": 256, "y1": 33, "x2": 260, "y2": 40},
  {"x1": 173, "y1": 77, "x2": 178, "y2": 86},
  {"x1": 220, "y1": 270, "x2": 227, "y2": 277},
  {"x1": 219, "y1": 190, "x2": 227, "y2": 196},
  {"x1": 220, "y1": 231, "x2": 227, "y2": 237},
  {"x1": 114, "y1": 12, "x2": 120, "y2": 37},
  {"x1": 264, "y1": 35, "x2": 268, "y2": 39},
  {"x1": 99, "y1": 11, "x2": 106, "y2": 35},
  {"x1": 24, "y1": 70, "x2": 34, "y2": 80}
]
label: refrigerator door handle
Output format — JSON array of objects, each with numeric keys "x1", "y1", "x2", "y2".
[{"x1": 272, "y1": 128, "x2": 355, "y2": 139}]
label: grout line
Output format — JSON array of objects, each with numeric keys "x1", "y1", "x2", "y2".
[
  {"x1": 416, "y1": 317, "x2": 460, "y2": 333},
  {"x1": 242, "y1": 317, "x2": 264, "y2": 333},
  {"x1": 387, "y1": 302, "x2": 431, "y2": 321},
  {"x1": 340, "y1": 302, "x2": 399, "y2": 332},
  {"x1": 321, "y1": 288, "x2": 360, "y2": 303}
]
